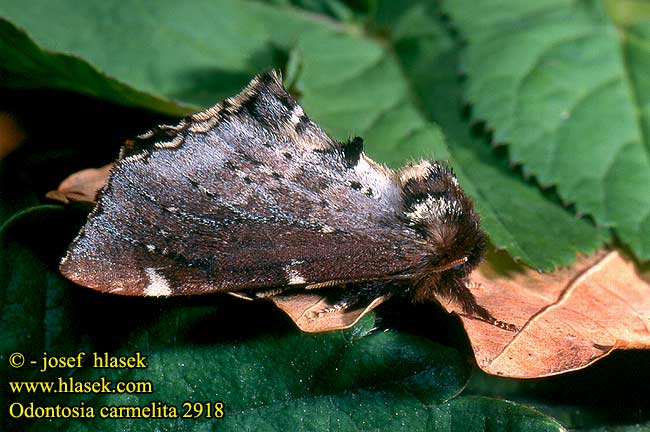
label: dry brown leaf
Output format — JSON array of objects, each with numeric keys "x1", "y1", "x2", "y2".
[
  {"x1": 271, "y1": 293, "x2": 389, "y2": 332},
  {"x1": 0, "y1": 112, "x2": 26, "y2": 159},
  {"x1": 46, "y1": 164, "x2": 113, "y2": 205},
  {"x1": 440, "y1": 249, "x2": 650, "y2": 378}
]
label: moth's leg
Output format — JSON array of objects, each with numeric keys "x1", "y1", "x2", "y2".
[
  {"x1": 228, "y1": 292, "x2": 255, "y2": 301},
  {"x1": 458, "y1": 282, "x2": 517, "y2": 332},
  {"x1": 228, "y1": 287, "x2": 291, "y2": 301},
  {"x1": 253, "y1": 287, "x2": 291, "y2": 299},
  {"x1": 304, "y1": 280, "x2": 346, "y2": 290},
  {"x1": 315, "y1": 281, "x2": 401, "y2": 314},
  {"x1": 309, "y1": 295, "x2": 351, "y2": 317}
]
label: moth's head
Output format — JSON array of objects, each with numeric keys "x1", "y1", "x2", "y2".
[{"x1": 399, "y1": 161, "x2": 486, "y2": 298}]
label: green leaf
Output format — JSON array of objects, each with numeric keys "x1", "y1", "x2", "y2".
[
  {"x1": 293, "y1": 28, "x2": 451, "y2": 166},
  {"x1": 0, "y1": 19, "x2": 194, "y2": 117},
  {"x1": 443, "y1": 0, "x2": 650, "y2": 260},
  {"x1": 381, "y1": 1, "x2": 607, "y2": 268},
  {"x1": 464, "y1": 349, "x2": 650, "y2": 430},
  {"x1": 0, "y1": 0, "x2": 322, "y2": 115},
  {"x1": 440, "y1": 396, "x2": 564, "y2": 431},
  {"x1": 220, "y1": 395, "x2": 563, "y2": 431}
]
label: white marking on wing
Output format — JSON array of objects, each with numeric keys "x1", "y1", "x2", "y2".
[
  {"x1": 353, "y1": 154, "x2": 401, "y2": 209},
  {"x1": 289, "y1": 106, "x2": 305, "y2": 125},
  {"x1": 144, "y1": 268, "x2": 172, "y2": 296},
  {"x1": 284, "y1": 260, "x2": 307, "y2": 285}
]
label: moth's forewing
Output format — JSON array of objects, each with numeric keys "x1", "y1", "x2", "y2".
[{"x1": 60, "y1": 71, "x2": 420, "y2": 296}]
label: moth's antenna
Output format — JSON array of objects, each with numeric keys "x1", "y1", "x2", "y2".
[{"x1": 430, "y1": 256, "x2": 468, "y2": 273}]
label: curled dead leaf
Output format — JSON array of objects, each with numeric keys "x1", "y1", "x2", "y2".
[
  {"x1": 46, "y1": 164, "x2": 112, "y2": 205},
  {"x1": 271, "y1": 292, "x2": 389, "y2": 332},
  {"x1": 0, "y1": 112, "x2": 26, "y2": 159},
  {"x1": 443, "y1": 249, "x2": 650, "y2": 378}
]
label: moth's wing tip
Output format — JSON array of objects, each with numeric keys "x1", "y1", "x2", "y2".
[
  {"x1": 59, "y1": 252, "x2": 147, "y2": 296},
  {"x1": 60, "y1": 252, "x2": 87, "y2": 286},
  {"x1": 271, "y1": 292, "x2": 389, "y2": 333}
]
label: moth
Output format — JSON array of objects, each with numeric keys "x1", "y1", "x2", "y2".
[{"x1": 60, "y1": 71, "x2": 506, "y2": 332}]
